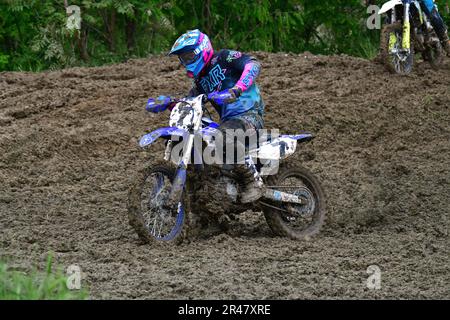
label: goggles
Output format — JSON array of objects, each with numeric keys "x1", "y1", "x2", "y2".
[{"x1": 178, "y1": 51, "x2": 199, "y2": 66}]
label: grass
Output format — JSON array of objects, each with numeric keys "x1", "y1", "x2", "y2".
[{"x1": 0, "y1": 253, "x2": 88, "y2": 300}]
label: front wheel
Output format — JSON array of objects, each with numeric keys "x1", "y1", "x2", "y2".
[
  {"x1": 380, "y1": 22, "x2": 414, "y2": 74},
  {"x1": 127, "y1": 161, "x2": 186, "y2": 245},
  {"x1": 261, "y1": 163, "x2": 326, "y2": 240}
]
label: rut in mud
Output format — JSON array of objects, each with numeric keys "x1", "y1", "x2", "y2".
[{"x1": 0, "y1": 53, "x2": 449, "y2": 299}]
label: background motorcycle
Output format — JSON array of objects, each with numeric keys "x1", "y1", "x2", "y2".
[
  {"x1": 378, "y1": 0, "x2": 444, "y2": 74},
  {"x1": 127, "y1": 94, "x2": 326, "y2": 244}
]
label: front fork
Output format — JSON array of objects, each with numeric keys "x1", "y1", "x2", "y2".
[
  {"x1": 402, "y1": 2, "x2": 411, "y2": 50},
  {"x1": 388, "y1": 3, "x2": 411, "y2": 53},
  {"x1": 388, "y1": 6, "x2": 398, "y2": 51},
  {"x1": 166, "y1": 133, "x2": 195, "y2": 207}
]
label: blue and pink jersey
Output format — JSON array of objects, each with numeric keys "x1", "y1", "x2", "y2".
[{"x1": 189, "y1": 49, "x2": 264, "y2": 121}]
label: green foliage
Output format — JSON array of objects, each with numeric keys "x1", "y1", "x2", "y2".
[
  {"x1": 0, "y1": 253, "x2": 88, "y2": 300},
  {"x1": 0, "y1": 0, "x2": 449, "y2": 71},
  {"x1": 0, "y1": 53, "x2": 9, "y2": 69}
]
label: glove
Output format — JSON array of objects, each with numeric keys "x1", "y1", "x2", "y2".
[
  {"x1": 231, "y1": 86, "x2": 243, "y2": 98},
  {"x1": 208, "y1": 87, "x2": 242, "y2": 106},
  {"x1": 146, "y1": 95, "x2": 173, "y2": 113}
]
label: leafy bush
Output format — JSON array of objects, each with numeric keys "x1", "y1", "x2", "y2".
[
  {"x1": 0, "y1": 0, "x2": 448, "y2": 71},
  {"x1": 0, "y1": 254, "x2": 88, "y2": 300}
]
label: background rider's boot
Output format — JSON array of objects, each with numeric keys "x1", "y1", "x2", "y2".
[{"x1": 441, "y1": 34, "x2": 450, "y2": 56}]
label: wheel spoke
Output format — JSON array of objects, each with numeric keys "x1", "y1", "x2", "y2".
[
  {"x1": 151, "y1": 215, "x2": 158, "y2": 236},
  {"x1": 138, "y1": 170, "x2": 184, "y2": 241},
  {"x1": 157, "y1": 219, "x2": 163, "y2": 238}
]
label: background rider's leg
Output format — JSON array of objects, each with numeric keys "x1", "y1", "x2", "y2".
[{"x1": 421, "y1": 0, "x2": 450, "y2": 53}]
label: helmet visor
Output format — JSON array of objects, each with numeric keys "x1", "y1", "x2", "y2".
[{"x1": 178, "y1": 51, "x2": 198, "y2": 66}]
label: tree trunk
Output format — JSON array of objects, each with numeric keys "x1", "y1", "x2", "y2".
[
  {"x1": 109, "y1": 10, "x2": 116, "y2": 52},
  {"x1": 102, "y1": 9, "x2": 116, "y2": 52},
  {"x1": 78, "y1": 27, "x2": 90, "y2": 61},
  {"x1": 202, "y1": 0, "x2": 212, "y2": 35},
  {"x1": 125, "y1": 16, "x2": 136, "y2": 51}
]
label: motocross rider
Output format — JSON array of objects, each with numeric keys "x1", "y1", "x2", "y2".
[
  {"x1": 147, "y1": 29, "x2": 265, "y2": 203},
  {"x1": 421, "y1": 0, "x2": 450, "y2": 54}
]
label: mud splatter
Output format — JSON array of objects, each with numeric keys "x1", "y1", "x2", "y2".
[{"x1": 0, "y1": 53, "x2": 449, "y2": 299}]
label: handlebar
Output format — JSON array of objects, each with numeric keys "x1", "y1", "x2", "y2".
[
  {"x1": 146, "y1": 91, "x2": 236, "y2": 114},
  {"x1": 172, "y1": 94, "x2": 210, "y2": 104}
]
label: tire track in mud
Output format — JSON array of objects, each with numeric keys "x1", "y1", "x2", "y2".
[{"x1": 0, "y1": 53, "x2": 449, "y2": 299}]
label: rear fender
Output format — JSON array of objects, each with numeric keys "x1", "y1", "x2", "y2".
[
  {"x1": 252, "y1": 133, "x2": 314, "y2": 160},
  {"x1": 280, "y1": 133, "x2": 314, "y2": 143}
]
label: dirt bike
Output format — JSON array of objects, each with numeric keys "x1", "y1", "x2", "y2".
[
  {"x1": 378, "y1": 0, "x2": 444, "y2": 74},
  {"x1": 127, "y1": 94, "x2": 326, "y2": 244}
]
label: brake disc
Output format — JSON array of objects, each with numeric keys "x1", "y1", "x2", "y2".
[{"x1": 286, "y1": 186, "x2": 316, "y2": 217}]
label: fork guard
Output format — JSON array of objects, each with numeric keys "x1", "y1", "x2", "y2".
[{"x1": 166, "y1": 162, "x2": 187, "y2": 208}]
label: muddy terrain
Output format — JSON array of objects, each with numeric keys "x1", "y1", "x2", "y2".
[{"x1": 0, "y1": 52, "x2": 449, "y2": 299}]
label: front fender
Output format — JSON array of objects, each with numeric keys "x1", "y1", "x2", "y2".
[
  {"x1": 139, "y1": 127, "x2": 187, "y2": 148},
  {"x1": 378, "y1": 0, "x2": 402, "y2": 15}
]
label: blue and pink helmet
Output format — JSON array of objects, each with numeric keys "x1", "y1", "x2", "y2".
[{"x1": 169, "y1": 29, "x2": 214, "y2": 78}]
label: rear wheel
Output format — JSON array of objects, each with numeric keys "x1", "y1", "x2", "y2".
[
  {"x1": 127, "y1": 161, "x2": 186, "y2": 245},
  {"x1": 261, "y1": 163, "x2": 326, "y2": 240},
  {"x1": 380, "y1": 22, "x2": 414, "y2": 74}
]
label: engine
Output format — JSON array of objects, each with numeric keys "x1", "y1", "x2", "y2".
[{"x1": 189, "y1": 167, "x2": 245, "y2": 220}]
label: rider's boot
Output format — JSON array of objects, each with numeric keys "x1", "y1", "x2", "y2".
[
  {"x1": 441, "y1": 34, "x2": 450, "y2": 56},
  {"x1": 234, "y1": 156, "x2": 265, "y2": 204}
]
